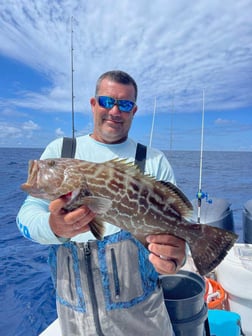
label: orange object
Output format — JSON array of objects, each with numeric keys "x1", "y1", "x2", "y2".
[{"x1": 205, "y1": 277, "x2": 227, "y2": 309}]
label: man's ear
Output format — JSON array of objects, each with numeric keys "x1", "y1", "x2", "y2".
[
  {"x1": 132, "y1": 105, "x2": 138, "y2": 116},
  {"x1": 90, "y1": 97, "x2": 96, "y2": 112}
]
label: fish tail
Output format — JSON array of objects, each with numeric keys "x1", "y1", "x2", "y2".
[{"x1": 189, "y1": 224, "x2": 238, "y2": 276}]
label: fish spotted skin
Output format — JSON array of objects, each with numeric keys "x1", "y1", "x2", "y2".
[{"x1": 21, "y1": 158, "x2": 238, "y2": 276}]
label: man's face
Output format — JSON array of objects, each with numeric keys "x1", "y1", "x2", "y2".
[{"x1": 90, "y1": 78, "x2": 137, "y2": 144}]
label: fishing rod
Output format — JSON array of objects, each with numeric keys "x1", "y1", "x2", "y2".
[
  {"x1": 169, "y1": 91, "x2": 174, "y2": 154},
  {"x1": 70, "y1": 16, "x2": 75, "y2": 140},
  {"x1": 197, "y1": 88, "x2": 205, "y2": 224},
  {"x1": 149, "y1": 97, "x2": 157, "y2": 147}
]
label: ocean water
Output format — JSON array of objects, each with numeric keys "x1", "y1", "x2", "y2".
[
  {"x1": 1, "y1": 148, "x2": 252, "y2": 336},
  {"x1": 0, "y1": 148, "x2": 56, "y2": 336}
]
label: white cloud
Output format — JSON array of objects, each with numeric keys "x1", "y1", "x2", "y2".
[
  {"x1": 1, "y1": 107, "x2": 28, "y2": 118},
  {"x1": 55, "y1": 127, "x2": 65, "y2": 137},
  {"x1": 0, "y1": 120, "x2": 39, "y2": 139},
  {"x1": 0, "y1": 0, "x2": 251, "y2": 116},
  {"x1": 0, "y1": 123, "x2": 22, "y2": 138},
  {"x1": 214, "y1": 118, "x2": 236, "y2": 125},
  {"x1": 22, "y1": 120, "x2": 40, "y2": 131}
]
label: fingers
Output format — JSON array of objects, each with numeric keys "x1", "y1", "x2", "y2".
[
  {"x1": 49, "y1": 198, "x2": 96, "y2": 238},
  {"x1": 147, "y1": 234, "x2": 186, "y2": 274},
  {"x1": 50, "y1": 209, "x2": 95, "y2": 238},
  {"x1": 63, "y1": 206, "x2": 94, "y2": 225},
  {"x1": 146, "y1": 234, "x2": 182, "y2": 246},
  {"x1": 149, "y1": 253, "x2": 178, "y2": 274},
  {"x1": 49, "y1": 197, "x2": 67, "y2": 214}
]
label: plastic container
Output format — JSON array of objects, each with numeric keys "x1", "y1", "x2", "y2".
[
  {"x1": 204, "y1": 277, "x2": 227, "y2": 309},
  {"x1": 160, "y1": 270, "x2": 207, "y2": 336},
  {"x1": 216, "y1": 244, "x2": 252, "y2": 336},
  {"x1": 208, "y1": 309, "x2": 242, "y2": 336}
]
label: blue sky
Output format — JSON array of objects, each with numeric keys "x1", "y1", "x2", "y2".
[{"x1": 0, "y1": 0, "x2": 251, "y2": 151}]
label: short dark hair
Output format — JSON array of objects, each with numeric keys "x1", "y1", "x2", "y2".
[{"x1": 95, "y1": 70, "x2": 138, "y2": 101}]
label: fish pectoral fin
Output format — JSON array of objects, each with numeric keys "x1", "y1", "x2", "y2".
[
  {"x1": 89, "y1": 218, "x2": 105, "y2": 240},
  {"x1": 82, "y1": 196, "x2": 112, "y2": 215},
  {"x1": 82, "y1": 196, "x2": 111, "y2": 240}
]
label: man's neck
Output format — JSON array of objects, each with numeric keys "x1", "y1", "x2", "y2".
[{"x1": 89, "y1": 133, "x2": 128, "y2": 144}]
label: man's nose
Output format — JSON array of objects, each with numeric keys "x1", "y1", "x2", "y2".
[{"x1": 108, "y1": 103, "x2": 121, "y2": 115}]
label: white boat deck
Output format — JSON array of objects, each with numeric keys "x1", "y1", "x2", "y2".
[{"x1": 40, "y1": 319, "x2": 61, "y2": 336}]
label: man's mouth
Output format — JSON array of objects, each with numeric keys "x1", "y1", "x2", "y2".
[{"x1": 104, "y1": 118, "x2": 123, "y2": 124}]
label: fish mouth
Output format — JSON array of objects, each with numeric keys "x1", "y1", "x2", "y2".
[{"x1": 21, "y1": 160, "x2": 39, "y2": 192}]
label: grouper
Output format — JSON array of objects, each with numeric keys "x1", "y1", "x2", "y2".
[{"x1": 21, "y1": 158, "x2": 238, "y2": 276}]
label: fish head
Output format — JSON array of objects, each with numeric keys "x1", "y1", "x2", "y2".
[{"x1": 21, "y1": 158, "x2": 84, "y2": 200}]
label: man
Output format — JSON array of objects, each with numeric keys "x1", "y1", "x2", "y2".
[{"x1": 17, "y1": 70, "x2": 186, "y2": 335}]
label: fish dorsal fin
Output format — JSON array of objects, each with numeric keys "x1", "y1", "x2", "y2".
[
  {"x1": 105, "y1": 159, "x2": 193, "y2": 219},
  {"x1": 157, "y1": 180, "x2": 193, "y2": 218},
  {"x1": 107, "y1": 158, "x2": 143, "y2": 176},
  {"x1": 107, "y1": 159, "x2": 158, "y2": 183}
]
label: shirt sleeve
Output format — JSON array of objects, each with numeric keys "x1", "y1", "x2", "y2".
[{"x1": 16, "y1": 196, "x2": 68, "y2": 244}]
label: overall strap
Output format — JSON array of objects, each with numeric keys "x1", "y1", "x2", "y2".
[
  {"x1": 135, "y1": 143, "x2": 147, "y2": 173},
  {"x1": 61, "y1": 137, "x2": 76, "y2": 158},
  {"x1": 61, "y1": 138, "x2": 146, "y2": 173}
]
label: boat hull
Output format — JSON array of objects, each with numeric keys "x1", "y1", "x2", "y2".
[{"x1": 191, "y1": 197, "x2": 234, "y2": 231}]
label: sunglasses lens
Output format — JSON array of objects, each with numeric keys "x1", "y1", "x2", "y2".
[
  {"x1": 98, "y1": 96, "x2": 115, "y2": 109},
  {"x1": 97, "y1": 96, "x2": 135, "y2": 112},
  {"x1": 118, "y1": 100, "x2": 135, "y2": 112}
]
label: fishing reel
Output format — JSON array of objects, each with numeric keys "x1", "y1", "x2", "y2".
[{"x1": 196, "y1": 191, "x2": 212, "y2": 204}]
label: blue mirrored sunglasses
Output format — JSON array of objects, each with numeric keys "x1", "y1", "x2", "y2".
[{"x1": 96, "y1": 96, "x2": 135, "y2": 112}]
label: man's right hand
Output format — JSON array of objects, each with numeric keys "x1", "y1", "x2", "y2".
[{"x1": 49, "y1": 198, "x2": 96, "y2": 238}]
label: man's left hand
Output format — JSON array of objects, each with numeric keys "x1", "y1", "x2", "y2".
[{"x1": 146, "y1": 234, "x2": 186, "y2": 274}]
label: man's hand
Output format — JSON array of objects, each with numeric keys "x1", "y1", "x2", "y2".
[
  {"x1": 147, "y1": 234, "x2": 186, "y2": 274},
  {"x1": 49, "y1": 198, "x2": 96, "y2": 238}
]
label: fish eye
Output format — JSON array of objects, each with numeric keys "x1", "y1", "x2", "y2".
[{"x1": 47, "y1": 160, "x2": 56, "y2": 167}]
